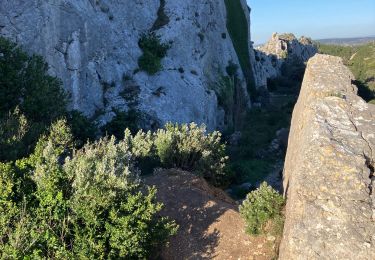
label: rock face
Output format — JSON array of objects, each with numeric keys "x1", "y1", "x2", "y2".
[
  {"x1": 0, "y1": 0, "x2": 251, "y2": 129},
  {"x1": 280, "y1": 54, "x2": 375, "y2": 259},
  {"x1": 252, "y1": 33, "x2": 317, "y2": 88}
]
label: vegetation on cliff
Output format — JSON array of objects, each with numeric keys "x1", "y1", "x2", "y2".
[
  {"x1": 0, "y1": 37, "x2": 96, "y2": 161},
  {"x1": 224, "y1": 0, "x2": 257, "y2": 99},
  {"x1": 138, "y1": 32, "x2": 170, "y2": 75}
]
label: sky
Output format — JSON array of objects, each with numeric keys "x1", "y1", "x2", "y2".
[{"x1": 247, "y1": 0, "x2": 375, "y2": 44}]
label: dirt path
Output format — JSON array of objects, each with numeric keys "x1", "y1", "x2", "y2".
[{"x1": 145, "y1": 169, "x2": 277, "y2": 259}]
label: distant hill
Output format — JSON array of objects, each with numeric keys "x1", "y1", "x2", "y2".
[{"x1": 316, "y1": 36, "x2": 375, "y2": 46}]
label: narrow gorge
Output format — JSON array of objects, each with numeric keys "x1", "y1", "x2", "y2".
[{"x1": 1, "y1": 0, "x2": 374, "y2": 259}]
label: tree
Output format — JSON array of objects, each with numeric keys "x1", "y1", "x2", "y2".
[{"x1": 0, "y1": 120, "x2": 177, "y2": 258}]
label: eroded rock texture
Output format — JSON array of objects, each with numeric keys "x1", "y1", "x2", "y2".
[
  {"x1": 252, "y1": 33, "x2": 317, "y2": 89},
  {"x1": 280, "y1": 54, "x2": 375, "y2": 259},
  {"x1": 0, "y1": 0, "x2": 251, "y2": 129}
]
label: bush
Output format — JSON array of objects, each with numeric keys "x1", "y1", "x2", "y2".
[
  {"x1": 212, "y1": 76, "x2": 236, "y2": 126},
  {"x1": 101, "y1": 109, "x2": 142, "y2": 139},
  {"x1": 0, "y1": 37, "x2": 97, "y2": 161},
  {"x1": 154, "y1": 123, "x2": 229, "y2": 186},
  {"x1": 66, "y1": 110, "x2": 98, "y2": 147},
  {"x1": 138, "y1": 32, "x2": 170, "y2": 74},
  {"x1": 122, "y1": 123, "x2": 230, "y2": 186},
  {"x1": 0, "y1": 37, "x2": 67, "y2": 123},
  {"x1": 239, "y1": 182, "x2": 285, "y2": 235},
  {"x1": 0, "y1": 108, "x2": 29, "y2": 161},
  {"x1": 0, "y1": 120, "x2": 177, "y2": 258}
]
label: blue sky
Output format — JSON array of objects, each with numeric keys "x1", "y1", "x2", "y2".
[{"x1": 247, "y1": 0, "x2": 375, "y2": 44}]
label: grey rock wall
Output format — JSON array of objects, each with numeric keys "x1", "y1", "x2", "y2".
[
  {"x1": 252, "y1": 33, "x2": 317, "y2": 89},
  {"x1": 280, "y1": 54, "x2": 375, "y2": 259},
  {"x1": 0, "y1": 0, "x2": 251, "y2": 130}
]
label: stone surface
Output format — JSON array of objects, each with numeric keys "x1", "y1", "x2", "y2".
[
  {"x1": 0, "y1": 0, "x2": 251, "y2": 130},
  {"x1": 280, "y1": 54, "x2": 375, "y2": 259},
  {"x1": 252, "y1": 33, "x2": 317, "y2": 89}
]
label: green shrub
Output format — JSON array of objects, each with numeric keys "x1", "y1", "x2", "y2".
[
  {"x1": 124, "y1": 128, "x2": 160, "y2": 174},
  {"x1": 0, "y1": 120, "x2": 177, "y2": 258},
  {"x1": 121, "y1": 123, "x2": 230, "y2": 186},
  {"x1": 66, "y1": 110, "x2": 98, "y2": 147},
  {"x1": 154, "y1": 123, "x2": 229, "y2": 186},
  {"x1": 239, "y1": 182, "x2": 285, "y2": 235},
  {"x1": 230, "y1": 159, "x2": 272, "y2": 185},
  {"x1": 101, "y1": 109, "x2": 142, "y2": 139},
  {"x1": 223, "y1": 0, "x2": 257, "y2": 99},
  {"x1": 138, "y1": 32, "x2": 170, "y2": 74},
  {"x1": 0, "y1": 37, "x2": 67, "y2": 123},
  {"x1": 138, "y1": 51, "x2": 163, "y2": 75},
  {"x1": 0, "y1": 37, "x2": 97, "y2": 161},
  {"x1": 0, "y1": 108, "x2": 29, "y2": 161},
  {"x1": 216, "y1": 76, "x2": 235, "y2": 109}
]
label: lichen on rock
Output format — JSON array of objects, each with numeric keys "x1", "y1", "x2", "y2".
[{"x1": 280, "y1": 54, "x2": 375, "y2": 260}]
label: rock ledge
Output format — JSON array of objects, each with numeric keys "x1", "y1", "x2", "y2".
[{"x1": 280, "y1": 54, "x2": 375, "y2": 259}]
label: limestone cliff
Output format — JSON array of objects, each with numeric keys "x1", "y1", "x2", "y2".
[
  {"x1": 0, "y1": 0, "x2": 252, "y2": 129},
  {"x1": 280, "y1": 54, "x2": 375, "y2": 259},
  {"x1": 252, "y1": 33, "x2": 317, "y2": 89}
]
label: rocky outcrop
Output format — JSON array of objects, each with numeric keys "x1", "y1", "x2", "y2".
[
  {"x1": 252, "y1": 33, "x2": 317, "y2": 88},
  {"x1": 280, "y1": 54, "x2": 375, "y2": 259},
  {"x1": 0, "y1": 0, "x2": 252, "y2": 130}
]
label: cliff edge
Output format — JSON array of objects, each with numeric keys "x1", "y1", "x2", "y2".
[{"x1": 280, "y1": 54, "x2": 375, "y2": 259}]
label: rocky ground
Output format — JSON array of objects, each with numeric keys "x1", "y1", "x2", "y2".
[{"x1": 145, "y1": 169, "x2": 279, "y2": 259}]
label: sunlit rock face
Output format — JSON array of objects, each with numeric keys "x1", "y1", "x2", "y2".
[
  {"x1": 252, "y1": 33, "x2": 317, "y2": 89},
  {"x1": 280, "y1": 54, "x2": 375, "y2": 260},
  {"x1": 0, "y1": 0, "x2": 252, "y2": 130}
]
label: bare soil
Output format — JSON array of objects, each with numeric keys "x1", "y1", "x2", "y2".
[{"x1": 145, "y1": 169, "x2": 277, "y2": 259}]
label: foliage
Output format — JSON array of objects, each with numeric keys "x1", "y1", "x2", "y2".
[
  {"x1": 223, "y1": 0, "x2": 257, "y2": 99},
  {"x1": 154, "y1": 123, "x2": 229, "y2": 186},
  {"x1": 0, "y1": 108, "x2": 30, "y2": 161},
  {"x1": 101, "y1": 109, "x2": 142, "y2": 139},
  {"x1": 0, "y1": 37, "x2": 67, "y2": 123},
  {"x1": 266, "y1": 55, "x2": 306, "y2": 96},
  {"x1": 226, "y1": 61, "x2": 239, "y2": 77},
  {"x1": 138, "y1": 32, "x2": 170, "y2": 74},
  {"x1": 230, "y1": 159, "x2": 272, "y2": 187},
  {"x1": 228, "y1": 106, "x2": 292, "y2": 185},
  {"x1": 124, "y1": 128, "x2": 160, "y2": 174},
  {"x1": 66, "y1": 110, "x2": 98, "y2": 147},
  {"x1": 0, "y1": 37, "x2": 98, "y2": 161},
  {"x1": 0, "y1": 120, "x2": 177, "y2": 258},
  {"x1": 240, "y1": 182, "x2": 285, "y2": 235},
  {"x1": 215, "y1": 76, "x2": 235, "y2": 115},
  {"x1": 122, "y1": 123, "x2": 229, "y2": 186}
]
